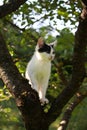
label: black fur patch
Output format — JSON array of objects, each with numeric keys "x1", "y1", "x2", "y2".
[{"x1": 38, "y1": 43, "x2": 51, "y2": 54}]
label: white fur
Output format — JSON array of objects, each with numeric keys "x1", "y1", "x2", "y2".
[{"x1": 25, "y1": 40, "x2": 57, "y2": 104}]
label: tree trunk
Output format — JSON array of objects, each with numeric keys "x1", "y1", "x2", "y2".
[{"x1": 0, "y1": 1, "x2": 87, "y2": 130}]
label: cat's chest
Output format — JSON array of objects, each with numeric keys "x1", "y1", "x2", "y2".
[
  {"x1": 34, "y1": 61, "x2": 51, "y2": 82},
  {"x1": 30, "y1": 57, "x2": 51, "y2": 77},
  {"x1": 33, "y1": 60, "x2": 51, "y2": 72}
]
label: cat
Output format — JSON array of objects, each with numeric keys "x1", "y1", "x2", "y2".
[{"x1": 25, "y1": 37, "x2": 57, "y2": 105}]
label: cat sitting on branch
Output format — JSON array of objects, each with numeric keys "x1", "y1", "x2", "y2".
[{"x1": 25, "y1": 37, "x2": 57, "y2": 105}]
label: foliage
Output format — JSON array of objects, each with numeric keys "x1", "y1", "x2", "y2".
[{"x1": 0, "y1": 0, "x2": 87, "y2": 130}]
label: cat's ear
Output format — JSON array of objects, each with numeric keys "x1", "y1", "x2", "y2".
[
  {"x1": 37, "y1": 37, "x2": 45, "y2": 48},
  {"x1": 50, "y1": 40, "x2": 58, "y2": 47}
]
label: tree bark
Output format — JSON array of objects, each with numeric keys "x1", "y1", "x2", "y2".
[
  {"x1": 57, "y1": 93, "x2": 87, "y2": 130},
  {"x1": 46, "y1": 7, "x2": 87, "y2": 126},
  {"x1": 0, "y1": 32, "x2": 48, "y2": 130},
  {"x1": 0, "y1": 0, "x2": 27, "y2": 18},
  {"x1": 0, "y1": 1, "x2": 87, "y2": 130}
]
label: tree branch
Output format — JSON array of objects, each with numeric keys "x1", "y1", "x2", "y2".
[
  {"x1": 0, "y1": 0, "x2": 27, "y2": 18},
  {"x1": 5, "y1": 19, "x2": 25, "y2": 31},
  {"x1": 0, "y1": 0, "x2": 87, "y2": 130},
  {"x1": 57, "y1": 92, "x2": 87, "y2": 130},
  {"x1": 3, "y1": 19, "x2": 38, "y2": 43},
  {"x1": 0, "y1": 32, "x2": 45, "y2": 130},
  {"x1": 46, "y1": 6, "x2": 87, "y2": 126}
]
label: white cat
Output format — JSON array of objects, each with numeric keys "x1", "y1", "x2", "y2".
[{"x1": 25, "y1": 37, "x2": 57, "y2": 104}]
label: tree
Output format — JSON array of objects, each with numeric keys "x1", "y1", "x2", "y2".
[{"x1": 0, "y1": 0, "x2": 87, "y2": 130}]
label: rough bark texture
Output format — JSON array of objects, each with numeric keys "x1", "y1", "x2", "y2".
[
  {"x1": 0, "y1": 0, "x2": 27, "y2": 18},
  {"x1": 0, "y1": 32, "x2": 45, "y2": 130},
  {"x1": 0, "y1": 0, "x2": 87, "y2": 130},
  {"x1": 57, "y1": 93, "x2": 87, "y2": 130}
]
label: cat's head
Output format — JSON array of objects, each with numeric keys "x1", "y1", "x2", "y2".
[{"x1": 35, "y1": 37, "x2": 57, "y2": 61}]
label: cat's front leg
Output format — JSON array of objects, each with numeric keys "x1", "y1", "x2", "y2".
[
  {"x1": 39, "y1": 84, "x2": 49, "y2": 105},
  {"x1": 40, "y1": 98, "x2": 49, "y2": 105},
  {"x1": 30, "y1": 78, "x2": 39, "y2": 93}
]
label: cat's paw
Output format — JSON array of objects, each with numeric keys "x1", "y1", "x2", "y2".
[{"x1": 40, "y1": 98, "x2": 49, "y2": 105}]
